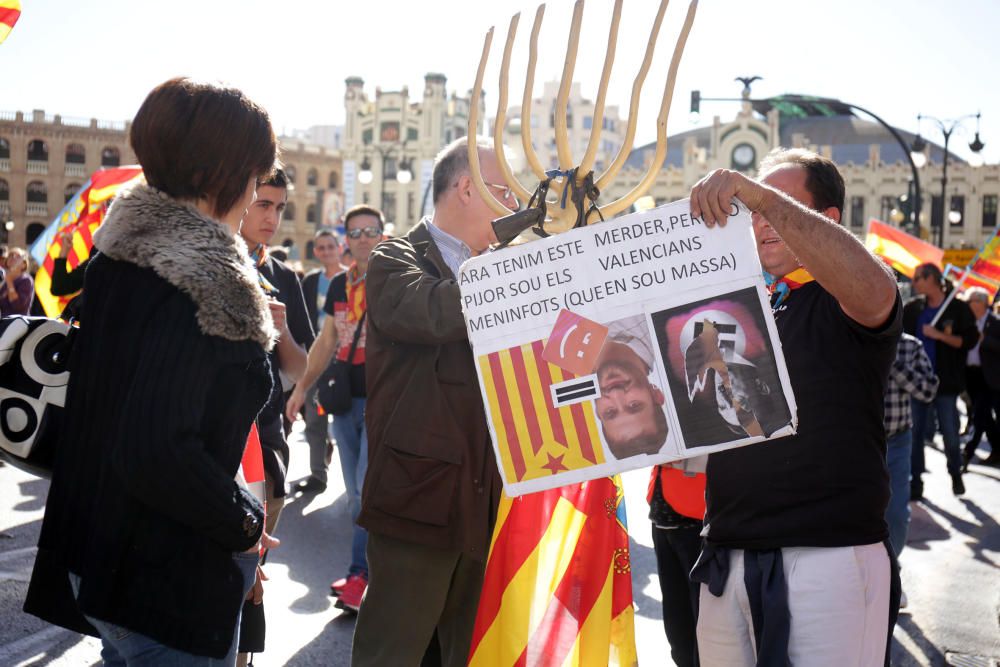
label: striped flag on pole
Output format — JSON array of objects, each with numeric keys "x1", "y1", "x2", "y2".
[
  {"x1": 478, "y1": 340, "x2": 606, "y2": 486},
  {"x1": 0, "y1": 0, "x2": 20, "y2": 44},
  {"x1": 29, "y1": 167, "x2": 144, "y2": 317},
  {"x1": 865, "y1": 219, "x2": 943, "y2": 278},
  {"x1": 468, "y1": 476, "x2": 637, "y2": 667}
]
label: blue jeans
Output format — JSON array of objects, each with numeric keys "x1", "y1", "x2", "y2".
[
  {"x1": 885, "y1": 430, "x2": 912, "y2": 558},
  {"x1": 331, "y1": 397, "x2": 368, "y2": 576},
  {"x1": 911, "y1": 394, "x2": 962, "y2": 476},
  {"x1": 69, "y1": 551, "x2": 258, "y2": 666}
]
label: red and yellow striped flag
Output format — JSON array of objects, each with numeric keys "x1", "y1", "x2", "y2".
[
  {"x1": 0, "y1": 0, "x2": 20, "y2": 44},
  {"x1": 479, "y1": 340, "x2": 605, "y2": 486},
  {"x1": 468, "y1": 477, "x2": 637, "y2": 667},
  {"x1": 865, "y1": 219, "x2": 943, "y2": 278},
  {"x1": 969, "y1": 228, "x2": 1000, "y2": 283},
  {"x1": 29, "y1": 167, "x2": 143, "y2": 317}
]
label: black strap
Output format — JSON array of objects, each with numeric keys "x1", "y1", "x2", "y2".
[{"x1": 345, "y1": 311, "x2": 366, "y2": 364}]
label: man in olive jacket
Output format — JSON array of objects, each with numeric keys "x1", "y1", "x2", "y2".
[
  {"x1": 903, "y1": 263, "x2": 979, "y2": 498},
  {"x1": 352, "y1": 137, "x2": 518, "y2": 667}
]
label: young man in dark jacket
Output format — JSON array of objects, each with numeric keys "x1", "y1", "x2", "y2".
[{"x1": 903, "y1": 263, "x2": 979, "y2": 498}]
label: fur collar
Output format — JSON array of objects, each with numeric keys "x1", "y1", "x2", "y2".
[{"x1": 93, "y1": 184, "x2": 277, "y2": 350}]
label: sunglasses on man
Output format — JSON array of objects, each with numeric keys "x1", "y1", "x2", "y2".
[{"x1": 346, "y1": 226, "x2": 381, "y2": 239}]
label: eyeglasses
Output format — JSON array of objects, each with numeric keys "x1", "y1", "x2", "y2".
[
  {"x1": 483, "y1": 179, "x2": 515, "y2": 202},
  {"x1": 346, "y1": 226, "x2": 381, "y2": 239}
]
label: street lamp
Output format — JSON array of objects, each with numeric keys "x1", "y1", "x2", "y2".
[
  {"x1": 356, "y1": 145, "x2": 413, "y2": 222},
  {"x1": 910, "y1": 112, "x2": 986, "y2": 248}
]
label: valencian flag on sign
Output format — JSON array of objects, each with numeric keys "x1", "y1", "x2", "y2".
[
  {"x1": 29, "y1": 167, "x2": 144, "y2": 317},
  {"x1": 479, "y1": 339, "x2": 606, "y2": 485},
  {"x1": 967, "y1": 228, "x2": 1000, "y2": 283},
  {"x1": 864, "y1": 219, "x2": 944, "y2": 278},
  {"x1": 468, "y1": 476, "x2": 637, "y2": 667},
  {"x1": 0, "y1": 0, "x2": 20, "y2": 44}
]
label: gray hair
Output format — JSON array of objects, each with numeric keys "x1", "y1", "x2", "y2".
[
  {"x1": 964, "y1": 286, "x2": 991, "y2": 304},
  {"x1": 432, "y1": 135, "x2": 495, "y2": 205}
]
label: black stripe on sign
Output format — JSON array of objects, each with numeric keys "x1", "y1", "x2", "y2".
[
  {"x1": 555, "y1": 379, "x2": 596, "y2": 396},
  {"x1": 557, "y1": 388, "x2": 598, "y2": 402}
]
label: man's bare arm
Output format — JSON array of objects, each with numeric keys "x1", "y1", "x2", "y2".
[
  {"x1": 690, "y1": 169, "x2": 897, "y2": 329},
  {"x1": 284, "y1": 316, "x2": 339, "y2": 421}
]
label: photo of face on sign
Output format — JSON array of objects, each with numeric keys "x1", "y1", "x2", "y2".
[
  {"x1": 650, "y1": 287, "x2": 792, "y2": 448},
  {"x1": 591, "y1": 315, "x2": 670, "y2": 460}
]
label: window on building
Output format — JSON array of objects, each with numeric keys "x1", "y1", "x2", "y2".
[
  {"x1": 328, "y1": 171, "x2": 339, "y2": 189},
  {"x1": 306, "y1": 203, "x2": 316, "y2": 223},
  {"x1": 583, "y1": 116, "x2": 593, "y2": 130},
  {"x1": 305, "y1": 240, "x2": 315, "y2": 260},
  {"x1": 362, "y1": 191, "x2": 370, "y2": 204},
  {"x1": 383, "y1": 157, "x2": 397, "y2": 180},
  {"x1": 28, "y1": 139, "x2": 48, "y2": 162},
  {"x1": 407, "y1": 127, "x2": 419, "y2": 142},
  {"x1": 0, "y1": 138, "x2": 9, "y2": 159},
  {"x1": 949, "y1": 195, "x2": 965, "y2": 228},
  {"x1": 101, "y1": 147, "x2": 120, "y2": 167},
  {"x1": 26, "y1": 223, "x2": 46, "y2": 245},
  {"x1": 0, "y1": 179, "x2": 8, "y2": 201},
  {"x1": 382, "y1": 192, "x2": 396, "y2": 223},
  {"x1": 931, "y1": 195, "x2": 943, "y2": 232},
  {"x1": 65, "y1": 143, "x2": 86, "y2": 164},
  {"x1": 307, "y1": 168, "x2": 318, "y2": 186},
  {"x1": 64, "y1": 183, "x2": 81, "y2": 203},
  {"x1": 407, "y1": 191, "x2": 415, "y2": 222},
  {"x1": 362, "y1": 129, "x2": 373, "y2": 145},
  {"x1": 983, "y1": 194, "x2": 998, "y2": 229},
  {"x1": 285, "y1": 202, "x2": 296, "y2": 221},
  {"x1": 880, "y1": 195, "x2": 895, "y2": 222},
  {"x1": 285, "y1": 165, "x2": 296, "y2": 183},
  {"x1": 27, "y1": 181, "x2": 47, "y2": 203},
  {"x1": 850, "y1": 196, "x2": 864, "y2": 229}
]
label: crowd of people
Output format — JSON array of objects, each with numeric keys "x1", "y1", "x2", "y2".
[{"x1": 15, "y1": 76, "x2": 997, "y2": 666}]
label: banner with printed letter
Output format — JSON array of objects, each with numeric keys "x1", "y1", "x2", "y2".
[{"x1": 460, "y1": 199, "x2": 797, "y2": 496}]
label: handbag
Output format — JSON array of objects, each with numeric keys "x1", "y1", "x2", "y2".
[
  {"x1": 0, "y1": 316, "x2": 77, "y2": 478},
  {"x1": 317, "y1": 311, "x2": 366, "y2": 416}
]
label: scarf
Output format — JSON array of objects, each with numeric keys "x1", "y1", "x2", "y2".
[
  {"x1": 345, "y1": 263, "x2": 366, "y2": 322},
  {"x1": 765, "y1": 267, "x2": 815, "y2": 309},
  {"x1": 249, "y1": 244, "x2": 280, "y2": 296}
]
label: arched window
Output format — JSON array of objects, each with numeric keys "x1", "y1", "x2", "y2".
[
  {"x1": 0, "y1": 138, "x2": 10, "y2": 159},
  {"x1": 0, "y1": 179, "x2": 8, "y2": 201},
  {"x1": 285, "y1": 165, "x2": 296, "y2": 183},
  {"x1": 306, "y1": 204, "x2": 317, "y2": 223},
  {"x1": 328, "y1": 171, "x2": 339, "y2": 189},
  {"x1": 65, "y1": 143, "x2": 86, "y2": 164},
  {"x1": 27, "y1": 181, "x2": 47, "y2": 203},
  {"x1": 305, "y1": 240, "x2": 315, "y2": 260},
  {"x1": 285, "y1": 202, "x2": 296, "y2": 221},
  {"x1": 26, "y1": 223, "x2": 46, "y2": 245},
  {"x1": 65, "y1": 183, "x2": 81, "y2": 204},
  {"x1": 101, "y1": 147, "x2": 120, "y2": 167},
  {"x1": 307, "y1": 168, "x2": 318, "y2": 187},
  {"x1": 28, "y1": 139, "x2": 48, "y2": 162},
  {"x1": 282, "y1": 238, "x2": 295, "y2": 248}
]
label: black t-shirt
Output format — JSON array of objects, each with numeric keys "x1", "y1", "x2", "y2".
[
  {"x1": 705, "y1": 281, "x2": 902, "y2": 549},
  {"x1": 322, "y1": 271, "x2": 367, "y2": 397}
]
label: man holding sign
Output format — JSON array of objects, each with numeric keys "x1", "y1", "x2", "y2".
[{"x1": 689, "y1": 148, "x2": 901, "y2": 666}]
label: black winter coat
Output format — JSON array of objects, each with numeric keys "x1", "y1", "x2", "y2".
[
  {"x1": 903, "y1": 294, "x2": 978, "y2": 395},
  {"x1": 24, "y1": 185, "x2": 277, "y2": 659}
]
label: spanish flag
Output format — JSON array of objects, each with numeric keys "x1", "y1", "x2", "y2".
[
  {"x1": 240, "y1": 423, "x2": 266, "y2": 508},
  {"x1": 29, "y1": 167, "x2": 144, "y2": 317},
  {"x1": 479, "y1": 340, "x2": 605, "y2": 486},
  {"x1": 468, "y1": 477, "x2": 637, "y2": 667},
  {"x1": 865, "y1": 219, "x2": 943, "y2": 279},
  {"x1": 0, "y1": 0, "x2": 20, "y2": 44}
]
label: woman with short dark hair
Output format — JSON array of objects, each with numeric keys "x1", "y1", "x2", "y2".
[{"x1": 25, "y1": 77, "x2": 280, "y2": 665}]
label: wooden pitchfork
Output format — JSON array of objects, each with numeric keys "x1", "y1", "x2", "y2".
[{"x1": 467, "y1": 0, "x2": 698, "y2": 246}]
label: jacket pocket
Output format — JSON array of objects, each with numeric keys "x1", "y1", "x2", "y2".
[{"x1": 370, "y1": 445, "x2": 459, "y2": 526}]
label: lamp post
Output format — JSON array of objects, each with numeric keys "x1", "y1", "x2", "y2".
[
  {"x1": 910, "y1": 113, "x2": 985, "y2": 249},
  {"x1": 357, "y1": 144, "x2": 412, "y2": 222}
]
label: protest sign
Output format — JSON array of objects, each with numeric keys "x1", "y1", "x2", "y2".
[{"x1": 459, "y1": 198, "x2": 797, "y2": 496}]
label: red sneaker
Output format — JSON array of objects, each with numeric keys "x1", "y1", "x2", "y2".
[
  {"x1": 329, "y1": 577, "x2": 348, "y2": 597},
  {"x1": 334, "y1": 574, "x2": 368, "y2": 613}
]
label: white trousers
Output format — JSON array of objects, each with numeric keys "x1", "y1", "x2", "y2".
[{"x1": 697, "y1": 543, "x2": 890, "y2": 667}]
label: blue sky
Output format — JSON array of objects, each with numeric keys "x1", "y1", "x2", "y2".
[{"x1": 3, "y1": 0, "x2": 997, "y2": 163}]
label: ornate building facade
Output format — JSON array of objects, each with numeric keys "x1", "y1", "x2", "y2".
[{"x1": 340, "y1": 73, "x2": 485, "y2": 234}]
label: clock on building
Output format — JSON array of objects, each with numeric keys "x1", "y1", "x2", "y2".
[{"x1": 732, "y1": 143, "x2": 756, "y2": 171}]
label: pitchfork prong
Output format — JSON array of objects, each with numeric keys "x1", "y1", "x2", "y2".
[
  {"x1": 577, "y1": 0, "x2": 623, "y2": 181},
  {"x1": 520, "y1": 4, "x2": 549, "y2": 182},
  {"x1": 468, "y1": 26, "x2": 514, "y2": 218},
  {"x1": 494, "y1": 12, "x2": 534, "y2": 205},
  {"x1": 595, "y1": 0, "x2": 670, "y2": 192},
  {"x1": 595, "y1": 0, "x2": 699, "y2": 220},
  {"x1": 554, "y1": 0, "x2": 585, "y2": 171}
]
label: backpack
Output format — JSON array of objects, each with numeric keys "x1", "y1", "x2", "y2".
[{"x1": 0, "y1": 316, "x2": 76, "y2": 478}]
